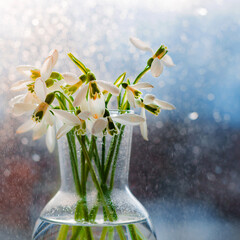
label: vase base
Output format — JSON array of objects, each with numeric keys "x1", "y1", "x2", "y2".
[{"x1": 32, "y1": 218, "x2": 157, "y2": 240}]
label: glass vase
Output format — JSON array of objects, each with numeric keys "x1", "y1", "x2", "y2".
[{"x1": 32, "y1": 110, "x2": 157, "y2": 240}]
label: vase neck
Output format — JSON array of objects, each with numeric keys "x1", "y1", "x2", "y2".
[{"x1": 57, "y1": 125, "x2": 133, "y2": 194}]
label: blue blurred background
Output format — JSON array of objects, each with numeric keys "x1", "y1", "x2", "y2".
[{"x1": 0, "y1": 0, "x2": 240, "y2": 239}]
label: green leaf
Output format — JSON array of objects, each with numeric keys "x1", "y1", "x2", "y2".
[
  {"x1": 68, "y1": 53, "x2": 88, "y2": 74},
  {"x1": 114, "y1": 72, "x2": 126, "y2": 87}
]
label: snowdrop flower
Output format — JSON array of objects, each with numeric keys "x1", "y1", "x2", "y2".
[
  {"x1": 11, "y1": 49, "x2": 59, "y2": 92},
  {"x1": 61, "y1": 73, "x2": 86, "y2": 95},
  {"x1": 10, "y1": 92, "x2": 41, "y2": 112},
  {"x1": 136, "y1": 94, "x2": 175, "y2": 140},
  {"x1": 73, "y1": 77, "x2": 120, "y2": 119},
  {"x1": 51, "y1": 109, "x2": 91, "y2": 138},
  {"x1": 15, "y1": 78, "x2": 56, "y2": 152},
  {"x1": 122, "y1": 82, "x2": 153, "y2": 108},
  {"x1": 129, "y1": 37, "x2": 175, "y2": 77},
  {"x1": 91, "y1": 109, "x2": 145, "y2": 136},
  {"x1": 143, "y1": 94, "x2": 176, "y2": 110}
]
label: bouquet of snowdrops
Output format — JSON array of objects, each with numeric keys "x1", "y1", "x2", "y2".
[{"x1": 10, "y1": 37, "x2": 175, "y2": 239}]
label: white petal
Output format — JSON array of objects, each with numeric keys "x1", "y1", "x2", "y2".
[
  {"x1": 73, "y1": 84, "x2": 88, "y2": 107},
  {"x1": 11, "y1": 80, "x2": 32, "y2": 91},
  {"x1": 129, "y1": 37, "x2": 154, "y2": 53},
  {"x1": 154, "y1": 99, "x2": 176, "y2": 110},
  {"x1": 62, "y1": 72, "x2": 79, "y2": 85},
  {"x1": 47, "y1": 80, "x2": 65, "y2": 93},
  {"x1": 112, "y1": 113, "x2": 145, "y2": 126},
  {"x1": 35, "y1": 78, "x2": 47, "y2": 101},
  {"x1": 41, "y1": 56, "x2": 53, "y2": 80},
  {"x1": 51, "y1": 109, "x2": 81, "y2": 125},
  {"x1": 161, "y1": 54, "x2": 175, "y2": 67},
  {"x1": 126, "y1": 89, "x2": 136, "y2": 108},
  {"x1": 24, "y1": 92, "x2": 41, "y2": 104},
  {"x1": 97, "y1": 80, "x2": 120, "y2": 96},
  {"x1": 12, "y1": 103, "x2": 36, "y2": 116},
  {"x1": 56, "y1": 124, "x2": 73, "y2": 139},
  {"x1": 88, "y1": 94, "x2": 105, "y2": 119},
  {"x1": 78, "y1": 111, "x2": 91, "y2": 121},
  {"x1": 44, "y1": 111, "x2": 55, "y2": 126},
  {"x1": 86, "y1": 119, "x2": 93, "y2": 133},
  {"x1": 132, "y1": 82, "x2": 153, "y2": 90},
  {"x1": 79, "y1": 96, "x2": 89, "y2": 112},
  {"x1": 16, "y1": 119, "x2": 36, "y2": 134},
  {"x1": 16, "y1": 65, "x2": 38, "y2": 76},
  {"x1": 48, "y1": 49, "x2": 58, "y2": 67},
  {"x1": 143, "y1": 94, "x2": 155, "y2": 105},
  {"x1": 151, "y1": 58, "x2": 163, "y2": 77},
  {"x1": 46, "y1": 125, "x2": 55, "y2": 153},
  {"x1": 9, "y1": 94, "x2": 25, "y2": 107},
  {"x1": 91, "y1": 118, "x2": 108, "y2": 135},
  {"x1": 140, "y1": 108, "x2": 148, "y2": 141},
  {"x1": 33, "y1": 122, "x2": 48, "y2": 140}
]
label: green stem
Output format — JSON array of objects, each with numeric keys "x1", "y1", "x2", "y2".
[
  {"x1": 133, "y1": 66, "x2": 150, "y2": 84},
  {"x1": 92, "y1": 137, "x2": 102, "y2": 177},
  {"x1": 103, "y1": 135, "x2": 118, "y2": 183},
  {"x1": 57, "y1": 225, "x2": 69, "y2": 240},
  {"x1": 110, "y1": 125, "x2": 125, "y2": 190},
  {"x1": 128, "y1": 225, "x2": 138, "y2": 240},
  {"x1": 77, "y1": 135, "x2": 117, "y2": 221},
  {"x1": 84, "y1": 227, "x2": 94, "y2": 240},
  {"x1": 55, "y1": 94, "x2": 67, "y2": 110},
  {"x1": 134, "y1": 226, "x2": 146, "y2": 240},
  {"x1": 116, "y1": 226, "x2": 127, "y2": 240},
  {"x1": 81, "y1": 136, "x2": 86, "y2": 195},
  {"x1": 102, "y1": 136, "x2": 106, "y2": 169},
  {"x1": 66, "y1": 131, "x2": 82, "y2": 196},
  {"x1": 70, "y1": 226, "x2": 82, "y2": 240},
  {"x1": 100, "y1": 227, "x2": 108, "y2": 240},
  {"x1": 108, "y1": 227, "x2": 114, "y2": 240},
  {"x1": 54, "y1": 91, "x2": 75, "y2": 110},
  {"x1": 105, "y1": 72, "x2": 126, "y2": 107}
]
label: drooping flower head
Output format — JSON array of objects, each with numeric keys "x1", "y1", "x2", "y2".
[{"x1": 130, "y1": 37, "x2": 175, "y2": 77}]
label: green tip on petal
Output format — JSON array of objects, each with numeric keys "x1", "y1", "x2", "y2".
[
  {"x1": 155, "y1": 45, "x2": 168, "y2": 59},
  {"x1": 144, "y1": 103, "x2": 161, "y2": 116},
  {"x1": 107, "y1": 118, "x2": 119, "y2": 136}
]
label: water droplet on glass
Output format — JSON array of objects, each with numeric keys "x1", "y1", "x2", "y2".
[{"x1": 188, "y1": 112, "x2": 199, "y2": 120}]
